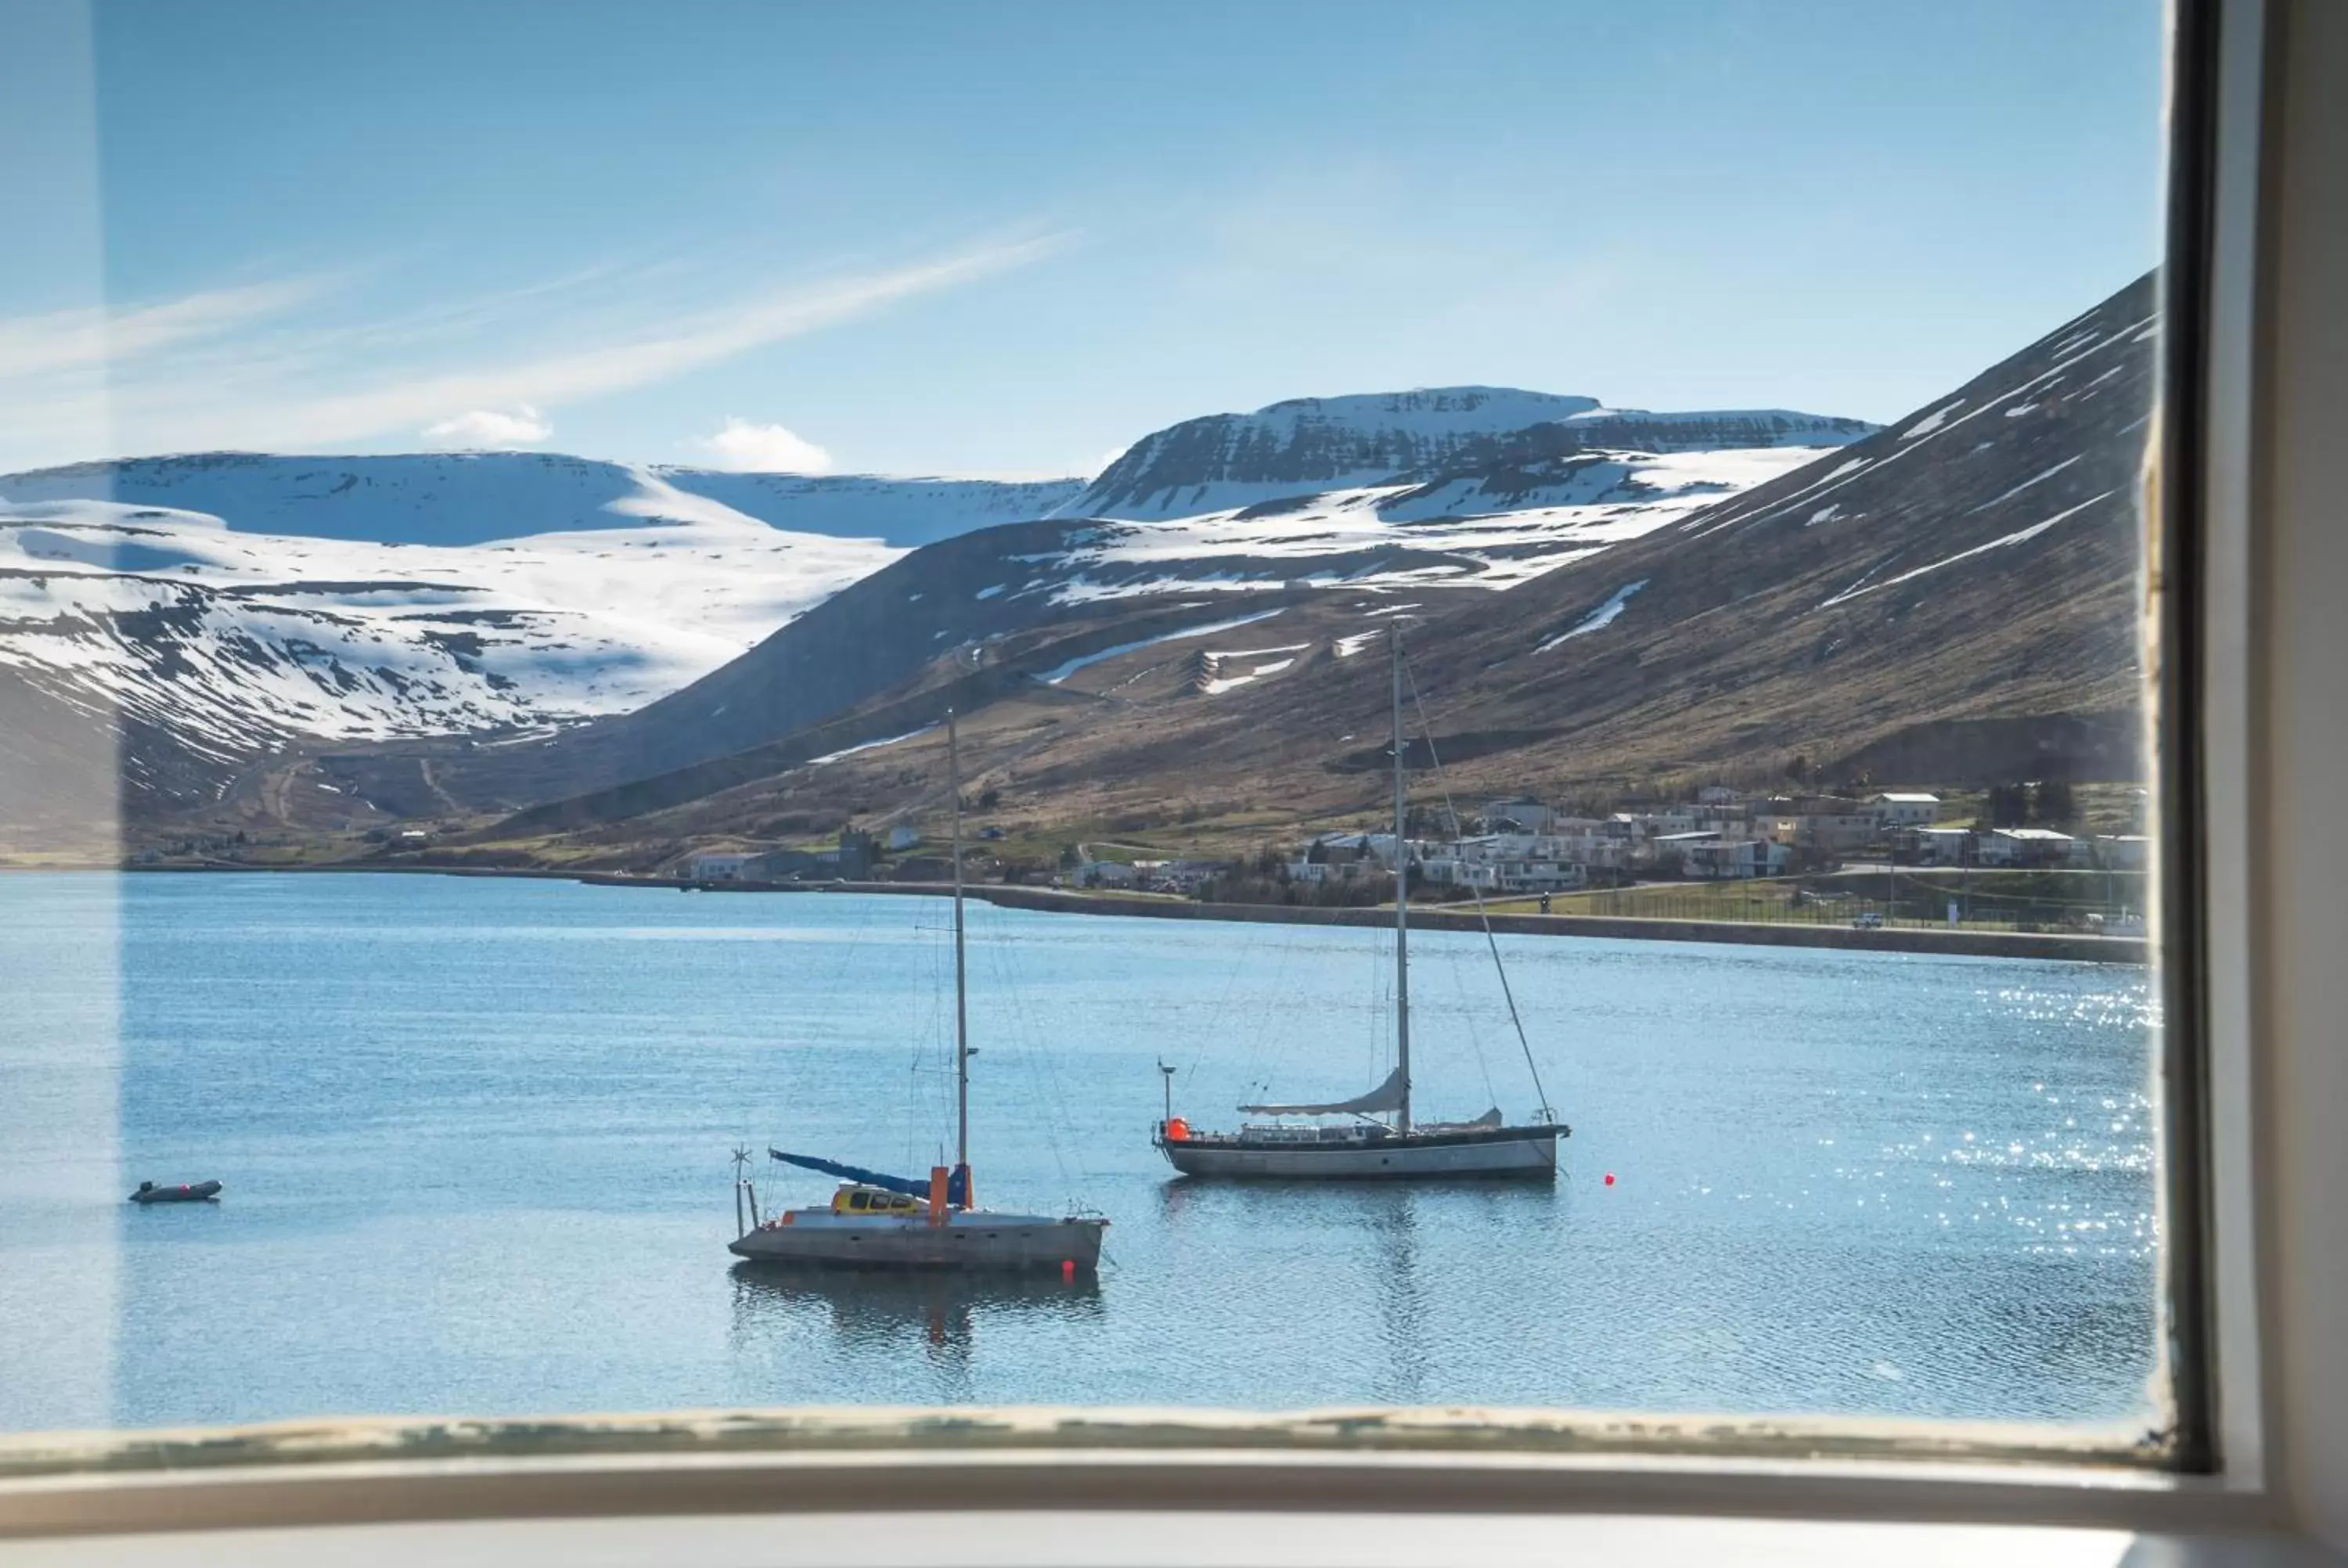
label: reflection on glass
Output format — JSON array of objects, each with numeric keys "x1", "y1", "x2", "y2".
[{"x1": 0, "y1": 0, "x2": 2177, "y2": 1455}]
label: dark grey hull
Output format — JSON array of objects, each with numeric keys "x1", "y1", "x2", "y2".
[{"x1": 729, "y1": 1213, "x2": 1106, "y2": 1271}]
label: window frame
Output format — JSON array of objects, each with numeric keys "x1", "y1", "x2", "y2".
[{"x1": 0, "y1": 0, "x2": 2285, "y2": 1541}]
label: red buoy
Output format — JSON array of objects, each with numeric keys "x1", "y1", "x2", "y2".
[
  {"x1": 1061, "y1": 1259, "x2": 1076, "y2": 1280},
  {"x1": 1603, "y1": 1171, "x2": 1615, "y2": 1186}
]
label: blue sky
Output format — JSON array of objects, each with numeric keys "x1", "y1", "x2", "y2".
[{"x1": 2, "y1": 0, "x2": 2166, "y2": 477}]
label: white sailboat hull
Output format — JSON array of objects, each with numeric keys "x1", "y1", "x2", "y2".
[
  {"x1": 1157, "y1": 1124, "x2": 1562, "y2": 1181},
  {"x1": 1154, "y1": 626, "x2": 1572, "y2": 1185}
]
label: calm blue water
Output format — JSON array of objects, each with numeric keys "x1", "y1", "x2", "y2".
[{"x1": 0, "y1": 872, "x2": 2162, "y2": 1432}]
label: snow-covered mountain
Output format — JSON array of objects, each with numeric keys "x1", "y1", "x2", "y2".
[
  {"x1": 397, "y1": 430, "x2": 1864, "y2": 814},
  {"x1": 1068, "y1": 386, "x2": 1874, "y2": 520},
  {"x1": 0, "y1": 387, "x2": 1876, "y2": 829},
  {"x1": 0, "y1": 480, "x2": 896, "y2": 766},
  {"x1": 1032, "y1": 443, "x2": 1831, "y2": 602},
  {"x1": 0, "y1": 452, "x2": 1084, "y2": 549},
  {"x1": 653, "y1": 470, "x2": 1086, "y2": 547},
  {"x1": 467, "y1": 274, "x2": 2161, "y2": 854},
  {"x1": 0, "y1": 454, "x2": 1096, "y2": 775}
]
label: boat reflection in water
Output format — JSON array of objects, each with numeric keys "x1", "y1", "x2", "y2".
[
  {"x1": 1155, "y1": 1177, "x2": 1558, "y2": 1404},
  {"x1": 729, "y1": 1261, "x2": 1104, "y2": 1356}
]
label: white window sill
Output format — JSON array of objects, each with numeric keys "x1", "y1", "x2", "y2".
[
  {"x1": 0, "y1": 1510, "x2": 2338, "y2": 1567},
  {"x1": 0, "y1": 1447, "x2": 2331, "y2": 1563}
]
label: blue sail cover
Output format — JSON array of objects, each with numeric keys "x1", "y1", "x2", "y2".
[{"x1": 769, "y1": 1149, "x2": 967, "y2": 1206}]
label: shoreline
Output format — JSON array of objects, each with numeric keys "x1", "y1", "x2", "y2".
[{"x1": 72, "y1": 861, "x2": 2148, "y2": 964}]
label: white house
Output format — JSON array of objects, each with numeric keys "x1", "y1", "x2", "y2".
[
  {"x1": 1978, "y1": 827, "x2": 2087, "y2": 868},
  {"x1": 689, "y1": 851, "x2": 759, "y2": 881},
  {"x1": 1795, "y1": 809, "x2": 1879, "y2": 854},
  {"x1": 1482, "y1": 797, "x2": 1556, "y2": 833},
  {"x1": 1417, "y1": 834, "x2": 1587, "y2": 895},
  {"x1": 2095, "y1": 834, "x2": 2152, "y2": 870},
  {"x1": 1871, "y1": 792, "x2": 1943, "y2": 827},
  {"x1": 1072, "y1": 859, "x2": 1138, "y2": 889},
  {"x1": 1681, "y1": 836, "x2": 1792, "y2": 879},
  {"x1": 1912, "y1": 826, "x2": 1975, "y2": 865},
  {"x1": 886, "y1": 824, "x2": 919, "y2": 851}
]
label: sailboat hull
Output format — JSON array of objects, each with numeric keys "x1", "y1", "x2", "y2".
[
  {"x1": 1157, "y1": 1124, "x2": 1563, "y2": 1181},
  {"x1": 729, "y1": 1211, "x2": 1107, "y2": 1271}
]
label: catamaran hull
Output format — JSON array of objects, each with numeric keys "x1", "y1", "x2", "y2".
[
  {"x1": 1158, "y1": 1127, "x2": 1561, "y2": 1181},
  {"x1": 729, "y1": 1216, "x2": 1106, "y2": 1271}
]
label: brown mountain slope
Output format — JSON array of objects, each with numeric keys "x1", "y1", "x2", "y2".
[{"x1": 463, "y1": 272, "x2": 2155, "y2": 868}]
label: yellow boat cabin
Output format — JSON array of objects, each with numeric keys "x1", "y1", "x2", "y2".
[{"x1": 831, "y1": 1184, "x2": 922, "y2": 1216}]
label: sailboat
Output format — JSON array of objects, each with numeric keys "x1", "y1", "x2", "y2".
[
  {"x1": 730, "y1": 711, "x2": 1110, "y2": 1271},
  {"x1": 1153, "y1": 623, "x2": 1570, "y2": 1180}
]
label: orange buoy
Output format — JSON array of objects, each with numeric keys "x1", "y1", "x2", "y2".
[{"x1": 1165, "y1": 1117, "x2": 1190, "y2": 1142}]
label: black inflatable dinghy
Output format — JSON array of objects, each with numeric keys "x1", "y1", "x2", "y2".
[{"x1": 129, "y1": 1180, "x2": 221, "y2": 1204}]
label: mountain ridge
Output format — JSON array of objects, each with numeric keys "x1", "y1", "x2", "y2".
[
  {"x1": 433, "y1": 271, "x2": 2158, "y2": 867},
  {"x1": 0, "y1": 376, "x2": 1919, "y2": 846},
  {"x1": 1068, "y1": 385, "x2": 1874, "y2": 520}
]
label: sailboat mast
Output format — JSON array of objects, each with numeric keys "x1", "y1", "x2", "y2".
[
  {"x1": 1391, "y1": 623, "x2": 1413, "y2": 1136},
  {"x1": 948, "y1": 709, "x2": 970, "y2": 1171}
]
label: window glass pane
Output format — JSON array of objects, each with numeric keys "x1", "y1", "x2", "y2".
[{"x1": 0, "y1": 0, "x2": 2178, "y2": 1458}]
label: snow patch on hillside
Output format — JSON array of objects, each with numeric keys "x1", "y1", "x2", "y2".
[
  {"x1": 1537, "y1": 581, "x2": 1648, "y2": 652},
  {"x1": 1817, "y1": 492, "x2": 2115, "y2": 609},
  {"x1": 1037, "y1": 610, "x2": 1287, "y2": 685},
  {"x1": 1050, "y1": 446, "x2": 1829, "y2": 602}
]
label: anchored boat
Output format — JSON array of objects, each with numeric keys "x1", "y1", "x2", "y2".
[
  {"x1": 1154, "y1": 623, "x2": 1569, "y2": 1181},
  {"x1": 129, "y1": 1179, "x2": 221, "y2": 1204},
  {"x1": 729, "y1": 710, "x2": 1109, "y2": 1273}
]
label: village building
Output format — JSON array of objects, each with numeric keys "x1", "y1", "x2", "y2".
[
  {"x1": 1482, "y1": 797, "x2": 1557, "y2": 833},
  {"x1": 1676, "y1": 836, "x2": 1793, "y2": 879},
  {"x1": 741, "y1": 829, "x2": 876, "y2": 883},
  {"x1": 1910, "y1": 826, "x2": 1976, "y2": 865},
  {"x1": 1871, "y1": 792, "x2": 1943, "y2": 827},
  {"x1": 1976, "y1": 826, "x2": 2089, "y2": 868},
  {"x1": 1785, "y1": 797, "x2": 1880, "y2": 855}
]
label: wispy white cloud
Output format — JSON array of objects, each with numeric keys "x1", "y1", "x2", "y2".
[
  {"x1": 0, "y1": 275, "x2": 336, "y2": 383},
  {"x1": 693, "y1": 417, "x2": 833, "y2": 473},
  {"x1": 260, "y1": 237, "x2": 1065, "y2": 450},
  {"x1": 422, "y1": 405, "x2": 553, "y2": 448},
  {"x1": 0, "y1": 233, "x2": 1071, "y2": 470}
]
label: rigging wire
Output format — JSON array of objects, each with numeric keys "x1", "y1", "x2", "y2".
[
  {"x1": 1403, "y1": 652, "x2": 1558, "y2": 1120},
  {"x1": 982, "y1": 918, "x2": 1084, "y2": 1202},
  {"x1": 1222, "y1": 918, "x2": 1303, "y2": 1113},
  {"x1": 1441, "y1": 934, "x2": 1501, "y2": 1109}
]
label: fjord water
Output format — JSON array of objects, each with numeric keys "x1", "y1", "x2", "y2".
[{"x1": 0, "y1": 873, "x2": 2159, "y2": 1431}]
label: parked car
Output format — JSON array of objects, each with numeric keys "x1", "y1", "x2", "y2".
[{"x1": 1853, "y1": 911, "x2": 1885, "y2": 929}]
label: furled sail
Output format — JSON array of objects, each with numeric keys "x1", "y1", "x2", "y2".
[
  {"x1": 1240, "y1": 1065, "x2": 1406, "y2": 1117},
  {"x1": 769, "y1": 1149, "x2": 968, "y2": 1206}
]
